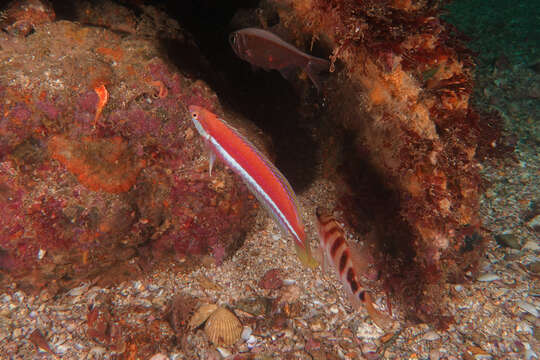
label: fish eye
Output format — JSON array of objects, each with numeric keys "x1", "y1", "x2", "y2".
[
  {"x1": 191, "y1": 112, "x2": 198, "y2": 119},
  {"x1": 228, "y1": 33, "x2": 236, "y2": 45}
]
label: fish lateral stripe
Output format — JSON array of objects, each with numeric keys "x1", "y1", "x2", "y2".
[
  {"x1": 200, "y1": 108, "x2": 303, "y2": 237},
  {"x1": 346, "y1": 268, "x2": 357, "y2": 292},
  {"x1": 330, "y1": 235, "x2": 345, "y2": 258},
  {"x1": 188, "y1": 105, "x2": 307, "y2": 251},
  {"x1": 350, "y1": 278, "x2": 359, "y2": 294},
  {"x1": 339, "y1": 249, "x2": 348, "y2": 274},
  {"x1": 358, "y1": 290, "x2": 366, "y2": 302},
  {"x1": 207, "y1": 132, "x2": 302, "y2": 246},
  {"x1": 322, "y1": 222, "x2": 340, "y2": 239}
]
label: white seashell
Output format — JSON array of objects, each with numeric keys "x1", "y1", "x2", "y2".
[
  {"x1": 246, "y1": 335, "x2": 257, "y2": 349},
  {"x1": 517, "y1": 301, "x2": 539, "y2": 317},
  {"x1": 477, "y1": 273, "x2": 500, "y2": 282},
  {"x1": 204, "y1": 307, "x2": 242, "y2": 346},
  {"x1": 241, "y1": 326, "x2": 252, "y2": 341}
]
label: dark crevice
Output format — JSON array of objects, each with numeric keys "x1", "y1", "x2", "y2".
[{"x1": 161, "y1": 0, "x2": 320, "y2": 192}]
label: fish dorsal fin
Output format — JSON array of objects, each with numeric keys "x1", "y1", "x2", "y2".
[{"x1": 345, "y1": 237, "x2": 370, "y2": 277}]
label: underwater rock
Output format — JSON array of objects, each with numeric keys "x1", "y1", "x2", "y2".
[
  {"x1": 0, "y1": 14, "x2": 257, "y2": 291},
  {"x1": 261, "y1": 0, "x2": 489, "y2": 327},
  {"x1": 0, "y1": 0, "x2": 55, "y2": 36}
]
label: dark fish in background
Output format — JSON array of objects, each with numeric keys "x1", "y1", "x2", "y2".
[{"x1": 229, "y1": 28, "x2": 329, "y2": 91}]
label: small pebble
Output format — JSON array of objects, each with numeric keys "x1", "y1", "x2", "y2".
[
  {"x1": 149, "y1": 354, "x2": 169, "y2": 360},
  {"x1": 423, "y1": 331, "x2": 441, "y2": 341},
  {"x1": 477, "y1": 273, "x2": 500, "y2": 282},
  {"x1": 216, "y1": 347, "x2": 231, "y2": 358},
  {"x1": 526, "y1": 214, "x2": 540, "y2": 231},
  {"x1": 494, "y1": 233, "x2": 521, "y2": 249},
  {"x1": 528, "y1": 262, "x2": 540, "y2": 274},
  {"x1": 241, "y1": 326, "x2": 252, "y2": 341},
  {"x1": 246, "y1": 335, "x2": 257, "y2": 348},
  {"x1": 524, "y1": 343, "x2": 538, "y2": 360},
  {"x1": 67, "y1": 283, "x2": 88, "y2": 297},
  {"x1": 516, "y1": 321, "x2": 533, "y2": 334},
  {"x1": 12, "y1": 327, "x2": 22, "y2": 339},
  {"x1": 55, "y1": 344, "x2": 70, "y2": 355},
  {"x1": 523, "y1": 241, "x2": 540, "y2": 251},
  {"x1": 517, "y1": 301, "x2": 539, "y2": 317},
  {"x1": 37, "y1": 249, "x2": 46, "y2": 260},
  {"x1": 310, "y1": 318, "x2": 325, "y2": 331}
]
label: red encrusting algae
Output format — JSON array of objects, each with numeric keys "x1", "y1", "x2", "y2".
[
  {"x1": 48, "y1": 135, "x2": 145, "y2": 193},
  {"x1": 93, "y1": 84, "x2": 109, "y2": 127}
]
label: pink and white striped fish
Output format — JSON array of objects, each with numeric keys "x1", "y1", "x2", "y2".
[
  {"x1": 316, "y1": 207, "x2": 393, "y2": 329},
  {"x1": 188, "y1": 105, "x2": 318, "y2": 268}
]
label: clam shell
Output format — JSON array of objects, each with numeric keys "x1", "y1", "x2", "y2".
[
  {"x1": 204, "y1": 307, "x2": 242, "y2": 346},
  {"x1": 188, "y1": 304, "x2": 219, "y2": 329}
]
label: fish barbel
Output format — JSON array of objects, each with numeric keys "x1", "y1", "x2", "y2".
[
  {"x1": 229, "y1": 28, "x2": 329, "y2": 91},
  {"x1": 189, "y1": 105, "x2": 318, "y2": 268}
]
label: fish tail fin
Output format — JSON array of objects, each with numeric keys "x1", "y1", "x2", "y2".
[
  {"x1": 294, "y1": 242, "x2": 319, "y2": 269},
  {"x1": 364, "y1": 292, "x2": 394, "y2": 330},
  {"x1": 305, "y1": 57, "x2": 330, "y2": 92}
]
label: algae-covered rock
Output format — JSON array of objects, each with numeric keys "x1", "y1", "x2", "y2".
[
  {"x1": 0, "y1": 16, "x2": 257, "y2": 291},
  {"x1": 251, "y1": 0, "x2": 490, "y2": 327}
]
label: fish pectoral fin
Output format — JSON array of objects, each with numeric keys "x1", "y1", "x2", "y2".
[
  {"x1": 208, "y1": 151, "x2": 216, "y2": 176},
  {"x1": 204, "y1": 145, "x2": 216, "y2": 176},
  {"x1": 313, "y1": 246, "x2": 325, "y2": 272},
  {"x1": 278, "y1": 66, "x2": 297, "y2": 81},
  {"x1": 346, "y1": 290, "x2": 364, "y2": 312},
  {"x1": 305, "y1": 57, "x2": 330, "y2": 92},
  {"x1": 364, "y1": 293, "x2": 395, "y2": 331}
]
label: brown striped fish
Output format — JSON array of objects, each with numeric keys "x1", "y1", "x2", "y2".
[
  {"x1": 229, "y1": 28, "x2": 329, "y2": 91},
  {"x1": 316, "y1": 207, "x2": 393, "y2": 329}
]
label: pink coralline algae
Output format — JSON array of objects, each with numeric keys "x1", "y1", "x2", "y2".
[{"x1": 0, "y1": 19, "x2": 258, "y2": 292}]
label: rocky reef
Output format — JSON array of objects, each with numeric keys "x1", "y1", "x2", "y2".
[
  {"x1": 0, "y1": 0, "x2": 500, "y2": 328},
  {"x1": 0, "y1": 5, "x2": 258, "y2": 293},
  {"x1": 252, "y1": 0, "x2": 498, "y2": 327}
]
